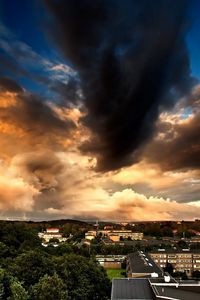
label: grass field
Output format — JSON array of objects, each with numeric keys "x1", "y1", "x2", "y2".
[{"x1": 106, "y1": 268, "x2": 126, "y2": 280}]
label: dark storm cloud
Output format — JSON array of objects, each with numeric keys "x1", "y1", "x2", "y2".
[
  {"x1": 46, "y1": 0, "x2": 194, "y2": 171},
  {"x1": 0, "y1": 77, "x2": 23, "y2": 93},
  {"x1": 144, "y1": 88, "x2": 200, "y2": 172}
]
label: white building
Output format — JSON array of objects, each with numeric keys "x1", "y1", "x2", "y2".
[{"x1": 38, "y1": 228, "x2": 67, "y2": 243}]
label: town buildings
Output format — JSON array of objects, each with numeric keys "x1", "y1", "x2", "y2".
[
  {"x1": 150, "y1": 249, "x2": 200, "y2": 276},
  {"x1": 112, "y1": 250, "x2": 200, "y2": 300}
]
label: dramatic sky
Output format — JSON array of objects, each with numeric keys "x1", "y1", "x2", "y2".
[{"x1": 0, "y1": 0, "x2": 200, "y2": 221}]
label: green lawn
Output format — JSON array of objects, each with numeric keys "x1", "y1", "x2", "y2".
[{"x1": 106, "y1": 268, "x2": 126, "y2": 280}]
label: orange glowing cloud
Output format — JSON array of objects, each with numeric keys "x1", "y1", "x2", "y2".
[
  {"x1": 0, "y1": 79, "x2": 200, "y2": 221},
  {"x1": 0, "y1": 161, "x2": 38, "y2": 213},
  {"x1": 0, "y1": 91, "x2": 17, "y2": 108}
]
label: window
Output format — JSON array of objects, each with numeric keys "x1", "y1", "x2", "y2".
[{"x1": 168, "y1": 260, "x2": 176, "y2": 263}]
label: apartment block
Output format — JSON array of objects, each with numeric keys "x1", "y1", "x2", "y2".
[{"x1": 150, "y1": 249, "x2": 200, "y2": 276}]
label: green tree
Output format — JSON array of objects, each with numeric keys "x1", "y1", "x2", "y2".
[
  {"x1": 0, "y1": 242, "x2": 9, "y2": 258},
  {"x1": 8, "y1": 279, "x2": 29, "y2": 300},
  {"x1": 31, "y1": 273, "x2": 68, "y2": 300},
  {"x1": 54, "y1": 254, "x2": 111, "y2": 299},
  {"x1": 0, "y1": 267, "x2": 14, "y2": 299},
  {"x1": 9, "y1": 250, "x2": 54, "y2": 288},
  {"x1": 0, "y1": 285, "x2": 3, "y2": 300},
  {"x1": 0, "y1": 269, "x2": 5, "y2": 300},
  {"x1": 57, "y1": 243, "x2": 73, "y2": 255},
  {"x1": 0, "y1": 222, "x2": 41, "y2": 253},
  {"x1": 177, "y1": 240, "x2": 188, "y2": 249}
]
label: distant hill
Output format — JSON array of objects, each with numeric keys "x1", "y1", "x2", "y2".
[
  {"x1": 31, "y1": 219, "x2": 88, "y2": 226},
  {"x1": 0, "y1": 219, "x2": 89, "y2": 228}
]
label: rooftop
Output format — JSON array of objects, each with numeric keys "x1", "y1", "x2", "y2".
[
  {"x1": 112, "y1": 278, "x2": 200, "y2": 300},
  {"x1": 46, "y1": 228, "x2": 59, "y2": 232},
  {"x1": 111, "y1": 278, "x2": 155, "y2": 300},
  {"x1": 154, "y1": 285, "x2": 200, "y2": 300},
  {"x1": 127, "y1": 252, "x2": 162, "y2": 275},
  {"x1": 43, "y1": 232, "x2": 62, "y2": 236}
]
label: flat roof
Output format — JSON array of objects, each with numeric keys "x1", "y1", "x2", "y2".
[
  {"x1": 43, "y1": 233, "x2": 62, "y2": 236},
  {"x1": 112, "y1": 278, "x2": 200, "y2": 300},
  {"x1": 149, "y1": 277, "x2": 177, "y2": 284},
  {"x1": 111, "y1": 278, "x2": 155, "y2": 300},
  {"x1": 46, "y1": 228, "x2": 59, "y2": 230},
  {"x1": 154, "y1": 285, "x2": 200, "y2": 300},
  {"x1": 127, "y1": 252, "x2": 162, "y2": 275}
]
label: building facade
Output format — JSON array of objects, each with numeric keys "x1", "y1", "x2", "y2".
[
  {"x1": 85, "y1": 229, "x2": 143, "y2": 241},
  {"x1": 38, "y1": 228, "x2": 67, "y2": 243},
  {"x1": 85, "y1": 231, "x2": 96, "y2": 240},
  {"x1": 96, "y1": 255, "x2": 126, "y2": 269},
  {"x1": 150, "y1": 250, "x2": 200, "y2": 276},
  {"x1": 107, "y1": 230, "x2": 143, "y2": 240}
]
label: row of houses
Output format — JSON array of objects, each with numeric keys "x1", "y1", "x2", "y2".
[{"x1": 85, "y1": 230, "x2": 143, "y2": 241}]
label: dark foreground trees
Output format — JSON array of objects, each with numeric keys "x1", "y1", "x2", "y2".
[
  {"x1": 53, "y1": 254, "x2": 110, "y2": 299},
  {"x1": 0, "y1": 251, "x2": 111, "y2": 299},
  {"x1": 31, "y1": 273, "x2": 68, "y2": 300},
  {"x1": 0, "y1": 221, "x2": 111, "y2": 300}
]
